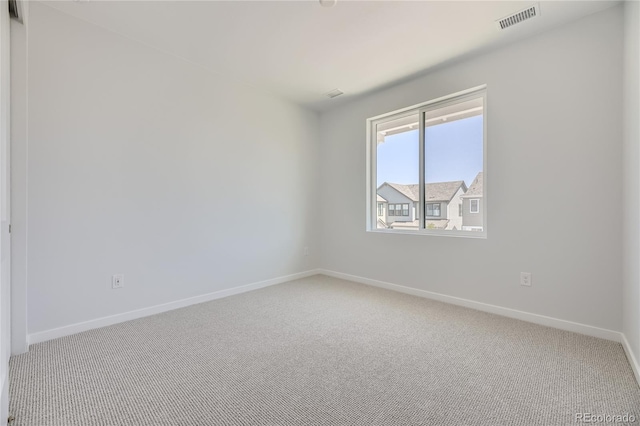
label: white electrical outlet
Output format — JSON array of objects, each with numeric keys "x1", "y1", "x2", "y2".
[
  {"x1": 520, "y1": 272, "x2": 531, "y2": 287},
  {"x1": 112, "y1": 274, "x2": 124, "y2": 289}
]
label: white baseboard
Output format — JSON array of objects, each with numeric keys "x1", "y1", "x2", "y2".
[
  {"x1": 621, "y1": 333, "x2": 640, "y2": 387},
  {"x1": 22, "y1": 268, "x2": 640, "y2": 388},
  {"x1": 319, "y1": 269, "x2": 622, "y2": 343},
  {"x1": 27, "y1": 269, "x2": 321, "y2": 346}
]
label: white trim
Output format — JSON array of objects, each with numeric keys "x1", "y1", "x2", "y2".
[
  {"x1": 366, "y1": 87, "x2": 487, "y2": 239},
  {"x1": 0, "y1": 0, "x2": 11, "y2": 418},
  {"x1": 319, "y1": 269, "x2": 622, "y2": 342},
  {"x1": 470, "y1": 198, "x2": 480, "y2": 213},
  {"x1": 425, "y1": 202, "x2": 441, "y2": 218},
  {"x1": 10, "y1": 2, "x2": 29, "y2": 356},
  {"x1": 368, "y1": 227, "x2": 486, "y2": 239},
  {"x1": 366, "y1": 116, "x2": 373, "y2": 231},
  {"x1": 23, "y1": 268, "x2": 640, "y2": 389},
  {"x1": 27, "y1": 269, "x2": 321, "y2": 345},
  {"x1": 367, "y1": 84, "x2": 487, "y2": 122},
  {"x1": 621, "y1": 333, "x2": 640, "y2": 387}
]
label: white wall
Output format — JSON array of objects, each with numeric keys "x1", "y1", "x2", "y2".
[
  {"x1": 0, "y1": 0, "x2": 10, "y2": 419},
  {"x1": 14, "y1": 1, "x2": 635, "y2": 354},
  {"x1": 623, "y1": 0, "x2": 640, "y2": 374},
  {"x1": 24, "y1": 2, "x2": 319, "y2": 336},
  {"x1": 10, "y1": 2, "x2": 28, "y2": 354},
  {"x1": 320, "y1": 6, "x2": 624, "y2": 332}
]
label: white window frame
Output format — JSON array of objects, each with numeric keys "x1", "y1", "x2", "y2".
[
  {"x1": 366, "y1": 85, "x2": 487, "y2": 238},
  {"x1": 470, "y1": 199, "x2": 480, "y2": 214},
  {"x1": 426, "y1": 203, "x2": 441, "y2": 218}
]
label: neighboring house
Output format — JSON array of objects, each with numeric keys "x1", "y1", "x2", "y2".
[
  {"x1": 377, "y1": 183, "x2": 417, "y2": 229},
  {"x1": 376, "y1": 180, "x2": 467, "y2": 230},
  {"x1": 460, "y1": 172, "x2": 484, "y2": 231},
  {"x1": 376, "y1": 194, "x2": 388, "y2": 228},
  {"x1": 425, "y1": 180, "x2": 467, "y2": 230}
]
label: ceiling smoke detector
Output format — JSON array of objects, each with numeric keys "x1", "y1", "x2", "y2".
[
  {"x1": 496, "y1": 4, "x2": 540, "y2": 30},
  {"x1": 326, "y1": 89, "x2": 344, "y2": 99},
  {"x1": 319, "y1": 0, "x2": 337, "y2": 8}
]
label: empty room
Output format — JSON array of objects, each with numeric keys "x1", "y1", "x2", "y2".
[{"x1": 0, "y1": 0, "x2": 639, "y2": 424}]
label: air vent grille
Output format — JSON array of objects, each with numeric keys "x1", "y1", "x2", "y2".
[
  {"x1": 326, "y1": 89, "x2": 344, "y2": 99},
  {"x1": 496, "y1": 4, "x2": 539, "y2": 30}
]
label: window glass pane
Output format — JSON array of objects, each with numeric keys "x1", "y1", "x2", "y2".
[
  {"x1": 424, "y1": 97, "x2": 483, "y2": 232},
  {"x1": 426, "y1": 203, "x2": 441, "y2": 217},
  {"x1": 369, "y1": 88, "x2": 486, "y2": 235},
  {"x1": 376, "y1": 113, "x2": 419, "y2": 229},
  {"x1": 470, "y1": 199, "x2": 479, "y2": 214}
]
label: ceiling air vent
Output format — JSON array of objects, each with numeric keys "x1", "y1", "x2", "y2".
[
  {"x1": 326, "y1": 89, "x2": 344, "y2": 99},
  {"x1": 496, "y1": 4, "x2": 539, "y2": 30}
]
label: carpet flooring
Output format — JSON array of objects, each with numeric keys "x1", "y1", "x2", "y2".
[{"x1": 9, "y1": 275, "x2": 640, "y2": 425}]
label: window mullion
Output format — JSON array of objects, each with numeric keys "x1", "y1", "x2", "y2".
[{"x1": 369, "y1": 120, "x2": 377, "y2": 230}]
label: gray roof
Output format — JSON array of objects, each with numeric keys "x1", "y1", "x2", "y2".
[
  {"x1": 389, "y1": 219, "x2": 449, "y2": 230},
  {"x1": 460, "y1": 172, "x2": 483, "y2": 198},
  {"x1": 384, "y1": 181, "x2": 466, "y2": 203},
  {"x1": 377, "y1": 195, "x2": 387, "y2": 202},
  {"x1": 389, "y1": 220, "x2": 419, "y2": 229},
  {"x1": 426, "y1": 219, "x2": 449, "y2": 229},
  {"x1": 386, "y1": 183, "x2": 420, "y2": 201},
  {"x1": 426, "y1": 181, "x2": 467, "y2": 202}
]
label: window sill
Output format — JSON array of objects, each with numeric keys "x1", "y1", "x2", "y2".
[{"x1": 366, "y1": 228, "x2": 487, "y2": 239}]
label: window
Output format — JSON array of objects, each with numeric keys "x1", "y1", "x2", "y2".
[
  {"x1": 470, "y1": 199, "x2": 479, "y2": 214},
  {"x1": 426, "y1": 203, "x2": 441, "y2": 217},
  {"x1": 377, "y1": 203, "x2": 384, "y2": 216},
  {"x1": 388, "y1": 203, "x2": 409, "y2": 216},
  {"x1": 368, "y1": 86, "x2": 486, "y2": 236}
]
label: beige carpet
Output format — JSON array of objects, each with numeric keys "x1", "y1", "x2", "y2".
[{"x1": 9, "y1": 275, "x2": 640, "y2": 425}]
